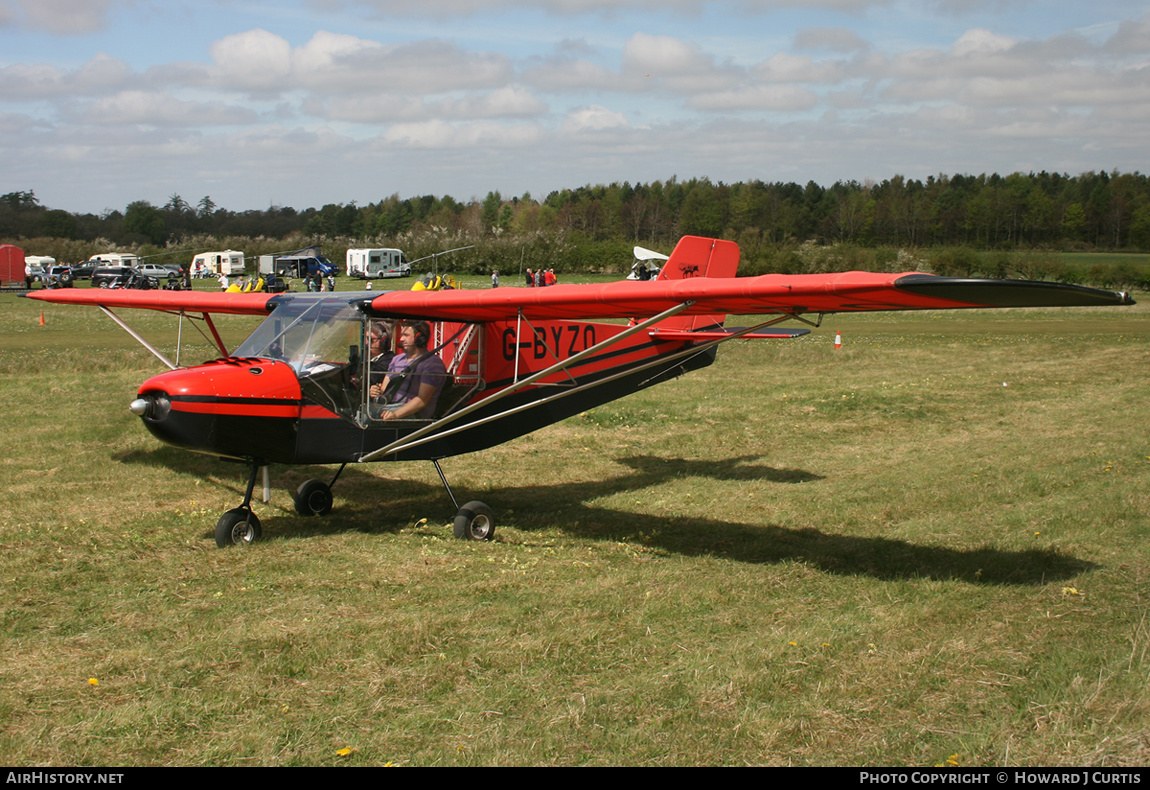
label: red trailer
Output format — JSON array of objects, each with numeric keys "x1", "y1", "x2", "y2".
[{"x1": 0, "y1": 244, "x2": 27, "y2": 289}]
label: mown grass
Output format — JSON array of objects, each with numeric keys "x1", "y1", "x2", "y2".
[{"x1": 1, "y1": 290, "x2": 1148, "y2": 766}]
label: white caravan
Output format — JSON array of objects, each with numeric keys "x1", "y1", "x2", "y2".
[
  {"x1": 191, "y1": 250, "x2": 245, "y2": 277},
  {"x1": 346, "y1": 248, "x2": 411, "y2": 279},
  {"x1": 91, "y1": 252, "x2": 140, "y2": 268}
]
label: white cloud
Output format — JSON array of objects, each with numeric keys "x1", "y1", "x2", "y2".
[
  {"x1": 75, "y1": 90, "x2": 259, "y2": 127},
  {"x1": 752, "y1": 52, "x2": 848, "y2": 83},
  {"x1": 622, "y1": 33, "x2": 744, "y2": 93},
  {"x1": 951, "y1": 28, "x2": 1016, "y2": 57},
  {"x1": 522, "y1": 56, "x2": 621, "y2": 92},
  {"x1": 208, "y1": 31, "x2": 513, "y2": 95},
  {"x1": 321, "y1": 0, "x2": 893, "y2": 16},
  {"x1": 379, "y1": 119, "x2": 544, "y2": 148},
  {"x1": 689, "y1": 84, "x2": 819, "y2": 111},
  {"x1": 209, "y1": 29, "x2": 293, "y2": 91},
  {"x1": 322, "y1": 85, "x2": 547, "y2": 122},
  {"x1": 561, "y1": 104, "x2": 630, "y2": 133},
  {"x1": 1, "y1": 0, "x2": 122, "y2": 35},
  {"x1": 0, "y1": 53, "x2": 133, "y2": 99},
  {"x1": 623, "y1": 32, "x2": 713, "y2": 76},
  {"x1": 1105, "y1": 15, "x2": 1150, "y2": 55}
]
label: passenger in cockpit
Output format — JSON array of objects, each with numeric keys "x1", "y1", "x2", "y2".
[
  {"x1": 367, "y1": 321, "x2": 394, "y2": 388},
  {"x1": 371, "y1": 321, "x2": 447, "y2": 420}
]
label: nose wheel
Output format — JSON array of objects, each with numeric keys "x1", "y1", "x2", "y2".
[
  {"x1": 216, "y1": 508, "x2": 262, "y2": 547},
  {"x1": 214, "y1": 461, "x2": 266, "y2": 548}
]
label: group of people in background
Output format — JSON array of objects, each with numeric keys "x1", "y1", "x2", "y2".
[{"x1": 524, "y1": 268, "x2": 557, "y2": 287}]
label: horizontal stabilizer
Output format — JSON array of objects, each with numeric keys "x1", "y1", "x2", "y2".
[{"x1": 650, "y1": 327, "x2": 810, "y2": 341}]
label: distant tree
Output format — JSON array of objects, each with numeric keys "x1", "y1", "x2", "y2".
[
  {"x1": 164, "y1": 194, "x2": 192, "y2": 214},
  {"x1": 44, "y1": 209, "x2": 77, "y2": 240},
  {"x1": 481, "y1": 191, "x2": 503, "y2": 232},
  {"x1": 0, "y1": 190, "x2": 39, "y2": 210},
  {"x1": 123, "y1": 200, "x2": 168, "y2": 245}
]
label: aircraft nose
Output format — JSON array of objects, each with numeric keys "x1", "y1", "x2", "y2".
[{"x1": 129, "y1": 393, "x2": 171, "y2": 421}]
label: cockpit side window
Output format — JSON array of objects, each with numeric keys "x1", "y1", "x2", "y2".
[{"x1": 360, "y1": 320, "x2": 482, "y2": 423}]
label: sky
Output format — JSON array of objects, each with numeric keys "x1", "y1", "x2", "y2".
[{"x1": 0, "y1": 0, "x2": 1147, "y2": 215}]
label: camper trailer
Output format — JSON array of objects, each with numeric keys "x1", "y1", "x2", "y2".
[
  {"x1": 346, "y1": 248, "x2": 411, "y2": 279},
  {"x1": 191, "y1": 250, "x2": 245, "y2": 278},
  {"x1": 91, "y1": 252, "x2": 140, "y2": 268}
]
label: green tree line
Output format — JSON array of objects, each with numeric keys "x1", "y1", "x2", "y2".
[{"x1": 3, "y1": 170, "x2": 1148, "y2": 288}]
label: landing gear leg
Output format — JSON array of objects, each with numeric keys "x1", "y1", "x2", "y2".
[
  {"x1": 216, "y1": 461, "x2": 263, "y2": 547},
  {"x1": 432, "y1": 459, "x2": 496, "y2": 542}
]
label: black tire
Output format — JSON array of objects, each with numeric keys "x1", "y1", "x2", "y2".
[
  {"x1": 453, "y1": 501, "x2": 496, "y2": 541},
  {"x1": 294, "y1": 479, "x2": 333, "y2": 516},
  {"x1": 215, "y1": 508, "x2": 262, "y2": 547}
]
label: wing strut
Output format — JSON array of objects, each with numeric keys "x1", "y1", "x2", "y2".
[
  {"x1": 364, "y1": 310, "x2": 795, "y2": 462},
  {"x1": 99, "y1": 306, "x2": 178, "y2": 370},
  {"x1": 359, "y1": 301, "x2": 693, "y2": 462}
]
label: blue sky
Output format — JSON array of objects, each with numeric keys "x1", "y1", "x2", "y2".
[{"x1": 1, "y1": 0, "x2": 1147, "y2": 215}]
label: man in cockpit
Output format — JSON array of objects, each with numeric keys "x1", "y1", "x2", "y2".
[{"x1": 370, "y1": 321, "x2": 447, "y2": 420}]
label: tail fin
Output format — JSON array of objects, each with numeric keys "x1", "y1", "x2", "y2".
[{"x1": 654, "y1": 236, "x2": 740, "y2": 331}]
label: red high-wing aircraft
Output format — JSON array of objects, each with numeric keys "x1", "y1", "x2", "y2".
[{"x1": 23, "y1": 236, "x2": 1135, "y2": 547}]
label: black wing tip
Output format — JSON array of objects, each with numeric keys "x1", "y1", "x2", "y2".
[{"x1": 895, "y1": 274, "x2": 1136, "y2": 308}]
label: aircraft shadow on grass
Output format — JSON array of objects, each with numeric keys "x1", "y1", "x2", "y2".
[{"x1": 115, "y1": 448, "x2": 1095, "y2": 586}]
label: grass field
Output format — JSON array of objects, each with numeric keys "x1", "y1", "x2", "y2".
[{"x1": 1, "y1": 284, "x2": 1148, "y2": 766}]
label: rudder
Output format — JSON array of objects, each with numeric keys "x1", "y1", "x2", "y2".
[{"x1": 655, "y1": 236, "x2": 740, "y2": 331}]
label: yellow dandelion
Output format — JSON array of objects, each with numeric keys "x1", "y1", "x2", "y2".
[
  {"x1": 87, "y1": 677, "x2": 99, "y2": 686},
  {"x1": 336, "y1": 747, "x2": 356, "y2": 757}
]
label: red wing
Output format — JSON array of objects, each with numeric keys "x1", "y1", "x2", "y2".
[
  {"x1": 21, "y1": 289, "x2": 277, "y2": 316},
  {"x1": 371, "y1": 271, "x2": 1133, "y2": 322}
]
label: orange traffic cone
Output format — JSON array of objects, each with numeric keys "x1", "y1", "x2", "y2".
[
  {"x1": 39, "y1": 312, "x2": 45, "y2": 326},
  {"x1": 834, "y1": 331, "x2": 841, "y2": 350}
]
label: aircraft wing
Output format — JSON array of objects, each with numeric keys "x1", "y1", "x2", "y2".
[
  {"x1": 21, "y1": 288, "x2": 277, "y2": 316},
  {"x1": 370, "y1": 271, "x2": 1134, "y2": 322}
]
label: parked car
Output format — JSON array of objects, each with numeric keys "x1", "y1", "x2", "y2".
[
  {"x1": 71, "y1": 260, "x2": 99, "y2": 279},
  {"x1": 92, "y1": 266, "x2": 159, "y2": 289},
  {"x1": 137, "y1": 263, "x2": 180, "y2": 280},
  {"x1": 23, "y1": 264, "x2": 73, "y2": 289},
  {"x1": 44, "y1": 266, "x2": 74, "y2": 288}
]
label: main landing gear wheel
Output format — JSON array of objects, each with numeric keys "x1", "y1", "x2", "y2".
[
  {"x1": 294, "y1": 479, "x2": 334, "y2": 516},
  {"x1": 453, "y1": 501, "x2": 496, "y2": 541},
  {"x1": 216, "y1": 508, "x2": 262, "y2": 548}
]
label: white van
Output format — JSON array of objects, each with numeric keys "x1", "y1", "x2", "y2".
[
  {"x1": 346, "y1": 248, "x2": 410, "y2": 279},
  {"x1": 191, "y1": 250, "x2": 245, "y2": 277}
]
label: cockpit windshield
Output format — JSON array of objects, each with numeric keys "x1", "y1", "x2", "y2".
[{"x1": 234, "y1": 297, "x2": 361, "y2": 373}]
